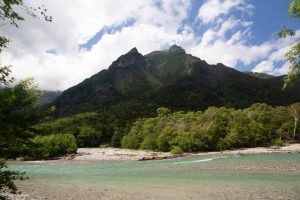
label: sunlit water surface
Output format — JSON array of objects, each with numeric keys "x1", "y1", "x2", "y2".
[{"x1": 8, "y1": 153, "x2": 300, "y2": 200}]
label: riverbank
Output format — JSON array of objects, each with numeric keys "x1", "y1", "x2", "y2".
[{"x1": 49, "y1": 143, "x2": 300, "y2": 162}]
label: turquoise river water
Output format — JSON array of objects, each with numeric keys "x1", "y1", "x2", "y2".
[{"x1": 8, "y1": 153, "x2": 300, "y2": 200}]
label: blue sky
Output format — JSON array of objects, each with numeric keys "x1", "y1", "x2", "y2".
[{"x1": 2, "y1": 0, "x2": 300, "y2": 90}]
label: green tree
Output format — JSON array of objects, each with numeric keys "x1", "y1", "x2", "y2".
[
  {"x1": 0, "y1": 78, "x2": 43, "y2": 158},
  {"x1": 32, "y1": 134, "x2": 77, "y2": 159},
  {"x1": 0, "y1": 1, "x2": 51, "y2": 198},
  {"x1": 77, "y1": 125, "x2": 101, "y2": 147},
  {"x1": 279, "y1": 0, "x2": 300, "y2": 88}
]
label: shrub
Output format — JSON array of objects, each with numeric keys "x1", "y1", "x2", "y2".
[
  {"x1": 272, "y1": 138, "x2": 284, "y2": 146},
  {"x1": 170, "y1": 146, "x2": 183, "y2": 155},
  {"x1": 121, "y1": 134, "x2": 141, "y2": 149},
  {"x1": 33, "y1": 134, "x2": 77, "y2": 159}
]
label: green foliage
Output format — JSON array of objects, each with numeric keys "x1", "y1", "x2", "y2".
[
  {"x1": 0, "y1": 1, "x2": 52, "y2": 198},
  {"x1": 288, "y1": 0, "x2": 300, "y2": 17},
  {"x1": 0, "y1": 66, "x2": 14, "y2": 86},
  {"x1": 38, "y1": 90, "x2": 61, "y2": 105},
  {"x1": 51, "y1": 44, "x2": 300, "y2": 122},
  {"x1": 272, "y1": 138, "x2": 284, "y2": 146},
  {"x1": 122, "y1": 103, "x2": 299, "y2": 152},
  {"x1": 34, "y1": 112, "x2": 120, "y2": 147},
  {"x1": 170, "y1": 146, "x2": 183, "y2": 155},
  {"x1": 0, "y1": 79, "x2": 44, "y2": 159},
  {"x1": 77, "y1": 125, "x2": 101, "y2": 147},
  {"x1": 157, "y1": 107, "x2": 171, "y2": 117},
  {"x1": 0, "y1": 0, "x2": 52, "y2": 28},
  {"x1": 281, "y1": 0, "x2": 300, "y2": 88},
  {"x1": 284, "y1": 42, "x2": 300, "y2": 88},
  {"x1": 277, "y1": 28, "x2": 295, "y2": 38},
  {"x1": 0, "y1": 160, "x2": 27, "y2": 200},
  {"x1": 32, "y1": 134, "x2": 77, "y2": 159}
]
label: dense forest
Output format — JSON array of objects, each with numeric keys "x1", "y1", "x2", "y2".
[{"x1": 33, "y1": 102, "x2": 300, "y2": 156}]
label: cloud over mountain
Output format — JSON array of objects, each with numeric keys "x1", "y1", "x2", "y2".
[{"x1": 1, "y1": 0, "x2": 299, "y2": 90}]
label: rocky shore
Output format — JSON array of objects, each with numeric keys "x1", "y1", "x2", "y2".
[{"x1": 54, "y1": 143, "x2": 300, "y2": 161}]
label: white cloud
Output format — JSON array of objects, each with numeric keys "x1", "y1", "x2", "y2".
[
  {"x1": 2, "y1": 0, "x2": 191, "y2": 90},
  {"x1": 197, "y1": 0, "x2": 254, "y2": 24},
  {"x1": 1, "y1": 0, "x2": 298, "y2": 91},
  {"x1": 189, "y1": 0, "x2": 299, "y2": 74},
  {"x1": 252, "y1": 31, "x2": 300, "y2": 75}
]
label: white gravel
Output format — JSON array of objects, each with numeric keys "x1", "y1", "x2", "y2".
[
  {"x1": 70, "y1": 144, "x2": 300, "y2": 161},
  {"x1": 73, "y1": 147, "x2": 172, "y2": 161}
]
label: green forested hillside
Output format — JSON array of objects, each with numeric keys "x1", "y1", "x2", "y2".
[
  {"x1": 50, "y1": 45, "x2": 300, "y2": 116},
  {"x1": 122, "y1": 103, "x2": 300, "y2": 152},
  {"x1": 39, "y1": 90, "x2": 61, "y2": 104},
  {"x1": 35, "y1": 103, "x2": 300, "y2": 151},
  {"x1": 39, "y1": 45, "x2": 300, "y2": 149}
]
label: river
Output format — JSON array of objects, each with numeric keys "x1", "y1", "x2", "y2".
[{"x1": 8, "y1": 153, "x2": 300, "y2": 199}]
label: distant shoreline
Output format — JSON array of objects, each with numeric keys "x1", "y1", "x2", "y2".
[{"x1": 25, "y1": 143, "x2": 300, "y2": 163}]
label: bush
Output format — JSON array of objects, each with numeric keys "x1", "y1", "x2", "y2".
[
  {"x1": 170, "y1": 146, "x2": 183, "y2": 155},
  {"x1": 272, "y1": 138, "x2": 284, "y2": 146},
  {"x1": 33, "y1": 134, "x2": 78, "y2": 159},
  {"x1": 121, "y1": 134, "x2": 141, "y2": 149}
]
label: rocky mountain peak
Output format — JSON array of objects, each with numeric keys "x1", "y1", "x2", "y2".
[
  {"x1": 110, "y1": 47, "x2": 146, "y2": 69},
  {"x1": 168, "y1": 44, "x2": 186, "y2": 54}
]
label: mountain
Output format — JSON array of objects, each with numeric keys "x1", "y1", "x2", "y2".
[
  {"x1": 39, "y1": 90, "x2": 62, "y2": 105},
  {"x1": 50, "y1": 45, "x2": 300, "y2": 117},
  {"x1": 244, "y1": 71, "x2": 274, "y2": 79}
]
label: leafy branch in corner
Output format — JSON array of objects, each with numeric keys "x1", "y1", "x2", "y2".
[
  {"x1": 0, "y1": 160, "x2": 28, "y2": 200},
  {"x1": 278, "y1": 0, "x2": 300, "y2": 89}
]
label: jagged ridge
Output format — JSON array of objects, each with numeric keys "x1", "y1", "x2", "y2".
[{"x1": 50, "y1": 45, "x2": 300, "y2": 116}]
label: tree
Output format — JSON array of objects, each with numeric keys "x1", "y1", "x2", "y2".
[
  {"x1": 0, "y1": 1, "x2": 51, "y2": 198},
  {"x1": 0, "y1": 78, "x2": 44, "y2": 158},
  {"x1": 279, "y1": 0, "x2": 300, "y2": 88},
  {"x1": 289, "y1": 103, "x2": 300, "y2": 141}
]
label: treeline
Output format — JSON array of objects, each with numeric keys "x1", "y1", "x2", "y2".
[
  {"x1": 34, "y1": 101, "x2": 155, "y2": 148},
  {"x1": 33, "y1": 102, "x2": 300, "y2": 154},
  {"x1": 122, "y1": 103, "x2": 300, "y2": 152},
  {"x1": 0, "y1": 79, "x2": 78, "y2": 160}
]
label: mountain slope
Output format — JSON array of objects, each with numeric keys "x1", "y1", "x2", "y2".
[
  {"x1": 39, "y1": 90, "x2": 62, "y2": 105},
  {"x1": 50, "y1": 45, "x2": 300, "y2": 116}
]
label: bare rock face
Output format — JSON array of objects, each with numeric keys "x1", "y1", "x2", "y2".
[
  {"x1": 168, "y1": 44, "x2": 186, "y2": 54},
  {"x1": 111, "y1": 47, "x2": 147, "y2": 69}
]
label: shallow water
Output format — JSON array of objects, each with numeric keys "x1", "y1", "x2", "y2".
[{"x1": 8, "y1": 153, "x2": 300, "y2": 199}]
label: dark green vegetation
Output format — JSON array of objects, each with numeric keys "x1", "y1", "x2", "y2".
[
  {"x1": 0, "y1": 1, "x2": 54, "y2": 198},
  {"x1": 243, "y1": 71, "x2": 274, "y2": 79},
  {"x1": 51, "y1": 45, "x2": 300, "y2": 117},
  {"x1": 41, "y1": 45, "x2": 300, "y2": 149},
  {"x1": 122, "y1": 103, "x2": 300, "y2": 152},
  {"x1": 278, "y1": 0, "x2": 300, "y2": 88},
  {"x1": 39, "y1": 90, "x2": 61, "y2": 105},
  {"x1": 35, "y1": 102, "x2": 300, "y2": 151},
  {"x1": 0, "y1": 161, "x2": 27, "y2": 199},
  {"x1": 0, "y1": 79, "x2": 76, "y2": 161},
  {"x1": 0, "y1": 79, "x2": 44, "y2": 159},
  {"x1": 32, "y1": 134, "x2": 77, "y2": 159}
]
